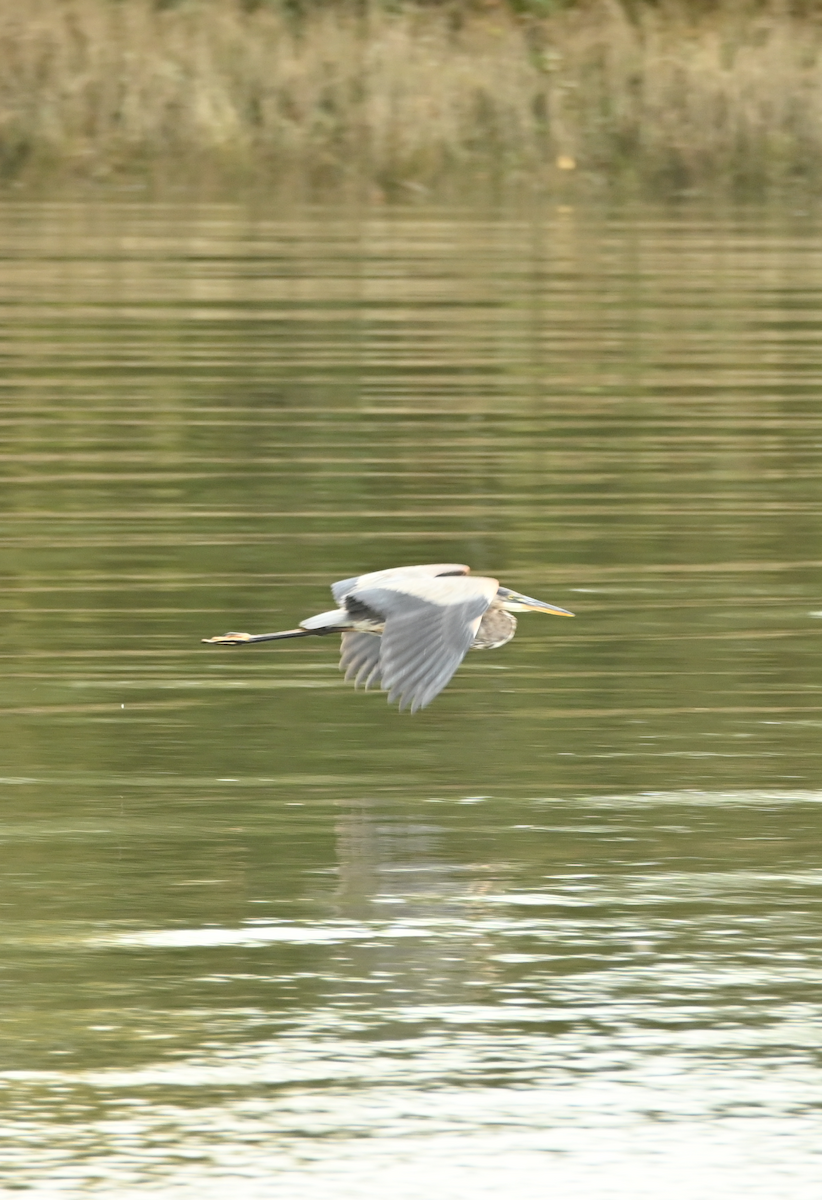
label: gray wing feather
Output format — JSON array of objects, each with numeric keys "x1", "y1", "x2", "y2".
[
  {"x1": 384, "y1": 602, "x2": 485, "y2": 713},
  {"x1": 331, "y1": 563, "x2": 469, "y2": 605},
  {"x1": 352, "y1": 585, "x2": 493, "y2": 712},
  {"x1": 340, "y1": 631, "x2": 382, "y2": 689}
]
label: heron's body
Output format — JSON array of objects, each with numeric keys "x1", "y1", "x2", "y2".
[{"x1": 203, "y1": 562, "x2": 573, "y2": 712}]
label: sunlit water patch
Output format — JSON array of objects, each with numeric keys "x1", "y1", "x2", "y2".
[{"x1": 3, "y1": 776, "x2": 822, "y2": 1194}]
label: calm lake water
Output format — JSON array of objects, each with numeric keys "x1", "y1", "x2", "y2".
[{"x1": 2, "y1": 198, "x2": 822, "y2": 1198}]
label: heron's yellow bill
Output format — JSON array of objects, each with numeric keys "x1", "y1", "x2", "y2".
[
  {"x1": 498, "y1": 588, "x2": 574, "y2": 616},
  {"x1": 523, "y1": 598, "x2": 575, "y2": 616}
]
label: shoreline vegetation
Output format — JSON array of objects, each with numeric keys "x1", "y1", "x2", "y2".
[{"x1": 4, "y1": 1, "x2": 822, "y2": 196}]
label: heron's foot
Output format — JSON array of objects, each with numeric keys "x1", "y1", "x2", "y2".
[{"x1": 202, "y1": 632, "x2": 252, "y2": 645}]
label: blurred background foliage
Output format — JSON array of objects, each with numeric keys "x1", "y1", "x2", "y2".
[{"x1": 3, "y1": 0, "x2": 822, "y2": 196}]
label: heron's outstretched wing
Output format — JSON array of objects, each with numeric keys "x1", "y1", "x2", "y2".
[
  {"x1": 351, "y1": 575, "x2": 499, "y2": 712},
  {"x1": 340, "y1": 631, "x2": 382, "y2": 689},
  {"x1": 331, "y1": 563, "x2": 469, "y2": 605}
]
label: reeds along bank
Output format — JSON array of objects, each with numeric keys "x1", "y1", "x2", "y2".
[{"x1": 2, "y1": 0, "x2": 822, "y2": 193}]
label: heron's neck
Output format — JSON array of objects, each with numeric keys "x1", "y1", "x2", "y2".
[{"x1": 471, "y1": 609, "x2": 516, "y2": 650}]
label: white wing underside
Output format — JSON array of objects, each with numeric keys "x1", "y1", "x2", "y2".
[
  {"x1": 334, "y1": 569, "x2": 499, "y2": 712},
  {"x1": 340, "y1": 631, "x2": 383, "y2": 689}
]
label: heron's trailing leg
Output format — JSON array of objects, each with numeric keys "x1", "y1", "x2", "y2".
[{"x1": 202, "y1": 627, "x2": 331, "y2": 646}]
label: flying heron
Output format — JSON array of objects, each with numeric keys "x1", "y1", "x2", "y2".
[{"x1": 202, "y1": 562, "x2": 574, "y2": 713}]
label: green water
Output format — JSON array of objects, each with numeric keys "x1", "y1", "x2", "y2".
[{"x1": 1, "y1": 199, "x2": 822, "y2": 1197}]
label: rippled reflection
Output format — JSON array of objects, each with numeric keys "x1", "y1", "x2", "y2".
[{"x1": 1, "y1": 201, "x2": 822, "y2": 1197}]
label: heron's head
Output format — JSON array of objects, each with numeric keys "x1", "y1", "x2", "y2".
[{"x1": 496, "y1": 587, "x2": 574, "y2": 616}]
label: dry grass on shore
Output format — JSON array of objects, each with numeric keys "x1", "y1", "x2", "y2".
[{"x1": 3, "y1": 0, "x2": 822, "y2": 194}]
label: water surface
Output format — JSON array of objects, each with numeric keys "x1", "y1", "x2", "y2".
[{"x1": 1, "y1": 199, "x2": 822, "y2": 1197}]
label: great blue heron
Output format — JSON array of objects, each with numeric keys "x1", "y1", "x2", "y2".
[{"x1": 202, "y1": 562, "x2": 574, "y2": 712}]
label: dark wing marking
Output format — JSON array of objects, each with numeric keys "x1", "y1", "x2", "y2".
[
  {"x1": 351, "y1": 577, "x2": 497, "y2": 712},
  {"x1": 344, "y1": 595, "x2": 384, "y2": 622},
  {"x1": 331, "y1": 563, "x2": 470, "y2": 605},
  {"x1": 331, "y1": 575, "x2": 363, "y2": 604},
  {"x1": 340, "y1": 631, "x2": 382, "y2": 689}
]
